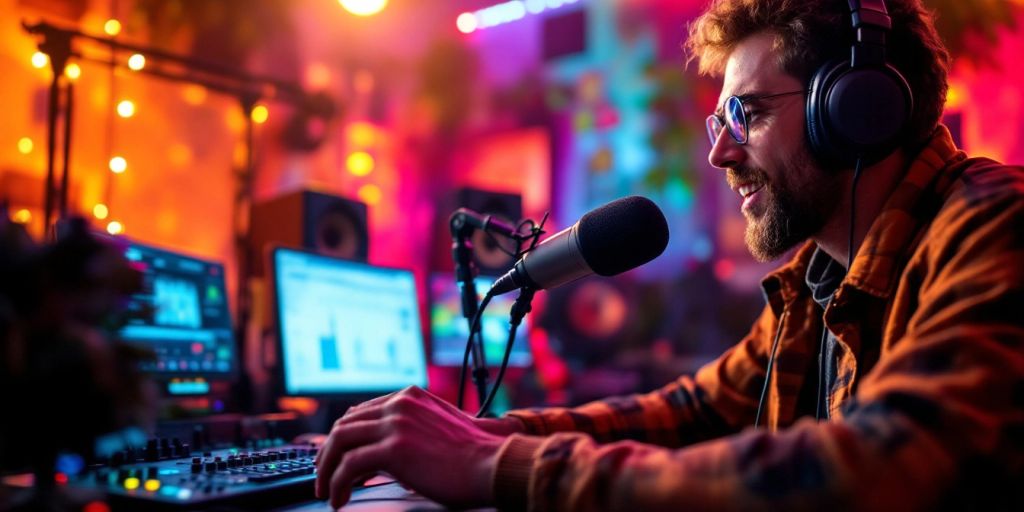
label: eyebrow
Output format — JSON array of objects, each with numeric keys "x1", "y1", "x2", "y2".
[{"x1": 714, "y1": 90, "x2": 765, "y2": 116}]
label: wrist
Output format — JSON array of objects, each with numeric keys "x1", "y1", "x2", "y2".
[
  {"x1": 476, "y1": 416, "x2": 526, "y2": 436},
  {"x1": 471, "y1": 433, "x2": 507, "y2": 505}
]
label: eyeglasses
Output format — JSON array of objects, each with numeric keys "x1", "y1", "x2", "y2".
[{"x1": 705, "y1": 90, "x2": 807, "y2": 146}]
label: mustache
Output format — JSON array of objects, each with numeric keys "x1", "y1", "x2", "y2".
[{"x1": 726, "y1": 166, "x2": 768, "y2": 190}]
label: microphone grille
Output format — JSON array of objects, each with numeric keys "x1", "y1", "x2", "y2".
[{"x1": 577, "y1": 196, "x2": 669, "y2": 276}]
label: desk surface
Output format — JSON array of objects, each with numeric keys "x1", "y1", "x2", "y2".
[{"x1": 278, "y1": 482, "x2": 494, "y2": 511}]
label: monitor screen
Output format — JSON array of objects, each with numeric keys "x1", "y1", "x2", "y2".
[
  {"x1": 113, "y1": 239, "x2": 236, "y2": 388},
  {"x1": 272, "y1": 247, "x2": 428, "y2": 396},
  {"x1": 429, "y1": 273, "x2": 532, "y2": 367}
]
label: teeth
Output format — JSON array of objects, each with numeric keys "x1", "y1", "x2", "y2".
[{"x1": 738, "y1": 185, "x2": 761, "y2": 197}]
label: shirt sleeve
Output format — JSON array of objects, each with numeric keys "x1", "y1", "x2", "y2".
[
  {"x1": 504, "y1": 301, "x2": 782, "y2": 446},
  {"x1": 492, "y1": 181, "x2": 1024, "y2": 511}
]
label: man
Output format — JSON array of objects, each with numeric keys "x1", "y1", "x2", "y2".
[{"x1": 315, "y1": 0, "x2": 1024, "y2": 509}]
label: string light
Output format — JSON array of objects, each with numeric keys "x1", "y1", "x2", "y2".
[
  {"x1": 116, "y1": 100, "x2": 135, "y2": 118},
  {"x1": 31, "y1": 52, "x2": 48, "y2": 69},
  {"x1": 93, "y1": 204, "x2": 109, "y2": 220},
  {"x1": 251, "y1": 105, "x2": 269, "y2": 124},
  {"x1": 17, "y1": 137, "x2": 33, "y2": 154},
  {"x1": 106, "y1": 221, "x2": 124, "y2": 235},
  {"x1": 109, "y1": 156, "x2": 127, "y2": 174},
  {"x1": 65, "y1": 63, "x2": 81, "y2": 80},
  {"x1": 103, "y1": 19, "x2": 121, "y2": 36},
  {"x1": 346, "y1": 151, "x2": 375, "y2": 176},
  {"x1": 128, "y1": 53, "x2": 145, "y2": 71}
]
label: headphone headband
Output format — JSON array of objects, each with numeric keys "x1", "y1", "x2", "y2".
[
  {"x1": 848, "y1": 0, "x2": 891, "y2": 68},
  {"x1": 805, "y1": 0, "x2": 913, "y2": 166}
]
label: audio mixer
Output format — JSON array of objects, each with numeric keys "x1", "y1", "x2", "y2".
[{"x1": 70, "y1": 439, "x2": 320, "y2": 510}]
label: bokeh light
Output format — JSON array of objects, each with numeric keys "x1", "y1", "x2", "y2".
[
  {"x1": 357, "y1": 184, "x2": 382, "y2": 205},
  {"x1": 347, "y1": 122, "x2": 377, "y2": 147},
  {"x1": 65, "y1": 63, "x2": 81, "y2": 80},
  {"x1": 346, "y1": 151, "x2": 375, "y2": 176},
  {"x1": 116, "y1": 100, "x2": 135, "y2": 118},
  {"x1": 31, "y1": 52, "x2": 48, "y2": 69},
  {"x1": 12, "y1": 209, "x2": 32, "y2": 224},
  {"x1": 93, "y1": 204, "x2": 109, "y2": 220},
  {"x1": 106, "y1": 221, "x2": 124, "y2": 235},
  {"x1": 251, "y1": 105, "x2": 269, "y2": 124},
  {"x1": 127, "y1": 53, "x2": 146, "y2": 71},
  {"x1": 17, "y1": 137, "x2": 33, "y2": 154},
  {"x1": 103, "y1": 19, "x2": 121, "y2": 36},
  {"x1": 339, "y1": 0, "x2": 388, "y2": 17},
  {"x1": 182, "y1": 85, "x2": 208, "y2": 105},
  {"x1": 457, "y1": 13, "x2": 478, "y2": 34},
  {"x1": 109, "y1": 156, "x2": 127, "y2": 174}
]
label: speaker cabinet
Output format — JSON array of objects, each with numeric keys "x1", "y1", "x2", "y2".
[
  {"x1": 435, "y1": 188, "x2": 522, "y2": 276},
  {"x1": 248, "y1": 189, "x2": 369, "y2": 276}
]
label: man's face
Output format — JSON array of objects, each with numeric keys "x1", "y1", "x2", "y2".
[{"x1": 708, "y1": 32, "x2": 841, "y2": 262}]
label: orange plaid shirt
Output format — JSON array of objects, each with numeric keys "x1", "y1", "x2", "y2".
[{"x1": 493, "y1": 126, "x2": 1024, "y2": 511}]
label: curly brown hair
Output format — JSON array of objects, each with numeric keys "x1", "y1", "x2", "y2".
[{"x1": 685, "y1": 0, "x2": 950, "y2": 150}]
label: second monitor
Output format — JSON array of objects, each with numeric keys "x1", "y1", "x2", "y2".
[
  {"x1": 429, "y1": 273, "x2": 532, "y2": 368},
  {"x1": 271, "y1": 247, "x2": 429, "y2": 397}
]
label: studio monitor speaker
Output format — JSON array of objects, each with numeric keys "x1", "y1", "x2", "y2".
[
  {"x1": 436, "y1": 187, "x2": 522, "y2": 276},
  {"x1": 248, "y1": 189, "x2": 369, "y2": 276}
]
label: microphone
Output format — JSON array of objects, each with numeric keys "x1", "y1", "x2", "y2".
[
  {"x1": 489, "y1": 196, "x2": 668, "y2": 296},
  {"x1": 449, "y1": 208, "x2": 519, "y2": 239}
]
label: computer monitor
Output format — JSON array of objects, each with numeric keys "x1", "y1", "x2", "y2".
[
  {"x1": 111, "y1": 238, "x2": 236, "y2": 394},
  {"x1": 428, "y1": 273, "x2": 532, "y2": 367},
  {"x1": 271, "y1": 247, "x2": 429, "y2": 397}
]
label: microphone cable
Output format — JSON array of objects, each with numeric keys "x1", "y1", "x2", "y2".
[{"x1": 815, "y1": 155, "x2": 864, "y2": 421}]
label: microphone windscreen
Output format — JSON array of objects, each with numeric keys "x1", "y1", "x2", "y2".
[{"x1": 577, "y1": 196, "x2": 669, "y2": 276}]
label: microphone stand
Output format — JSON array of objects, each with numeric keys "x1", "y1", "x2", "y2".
[{"x1": 449, "y1": 213, "x2": 489, "y2": 410}]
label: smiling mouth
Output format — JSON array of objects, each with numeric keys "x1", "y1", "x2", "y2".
[{"x1": 737, "y1": 184, "x2": 764, "y2": 198}]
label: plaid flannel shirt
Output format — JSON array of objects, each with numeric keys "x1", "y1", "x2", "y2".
[{"x1": 493, "y1": 126, "x2": 1024, "y2": 511}]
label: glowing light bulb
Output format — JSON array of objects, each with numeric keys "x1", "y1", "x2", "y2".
[
  {"x1": 457, "y1": 13, "x2": 478, "y2": 34},
  {"x1": 31, "y1": 52, "x2": 48, "y2": 69},
  {"x1": 106, "y1": 221, "x2": 124, "y2": 235},
  {"x1": 116, "y1": 100, "x2": 135, "y2": 118},
  {"x1": 127, "y1": 53, "x2": 145, "y2": 71},
  {"x1": 13, "y1": 209, "x2": 32, "y2": 224},
  {"x1": 109, "y1": 156, "x2": 127, "y2": 174},
  {"x1": 17, "y1": 137, "x2": 33, "y2": 154},
  {"x1": 251, "y1": 105, "x2": 269, "y2": 124},
  {"x1": 65, "y1": 63, "x2": 81, "y2": 80},
  {"x1": 93, "y1": 204, "x2": 109, "y2": 220},
  {"x1": 104, "y1": 19, "x2": 122, "y2": 36},
  {"x1": 346, "y1": 151, "x2": 375, "y2": 176},
  {"x1": 339, "y1": 0, "x2": 388, "y2": 16}
]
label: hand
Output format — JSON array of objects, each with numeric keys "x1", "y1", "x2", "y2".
[{"x1": 315, "y1": 386, "x2": 508, "y2": 509}]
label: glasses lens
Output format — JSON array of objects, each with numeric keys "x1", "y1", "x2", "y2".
[
  {"x1": 725, "y1": 96, "x2": 747, "y2": 144},
  {"x1": 706, "y1": 115, "x2": 723, "y2": 145}
]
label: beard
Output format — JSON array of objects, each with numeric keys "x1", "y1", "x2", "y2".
[{"x1": 733, "y1": 149, "x2": 841, "y2": 262}]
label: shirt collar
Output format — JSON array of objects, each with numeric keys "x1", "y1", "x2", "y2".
[{"x1": 762, "y1": 125, "x2": 966, "y2": 307}]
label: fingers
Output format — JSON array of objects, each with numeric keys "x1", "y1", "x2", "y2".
[
  {"x1": 314, "y1": 420, "x2": 385, "y2": 499},
  {"x1": 328, "y1": 443, "x2": 392, "y2": 510}
]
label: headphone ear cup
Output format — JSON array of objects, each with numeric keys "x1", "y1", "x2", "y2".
[
  {"x1": 807, "y1": 60, "x2": 913, "y2": 167},
  {"x1": 806, "y1": 59, "x2": 848, "y2": 165}
]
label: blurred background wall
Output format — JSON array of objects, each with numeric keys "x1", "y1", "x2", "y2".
[{"x1": 2, "y1": 0, "x2": 1022, "y2": 410}]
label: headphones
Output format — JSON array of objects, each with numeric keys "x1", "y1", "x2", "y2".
[{"x1": 806, "y1": 0, "x2": 914, "y2": 167}]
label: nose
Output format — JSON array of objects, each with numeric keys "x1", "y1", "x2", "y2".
[{"x1": 708, "y1": 128, "x2": 747, "y2": 171}]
